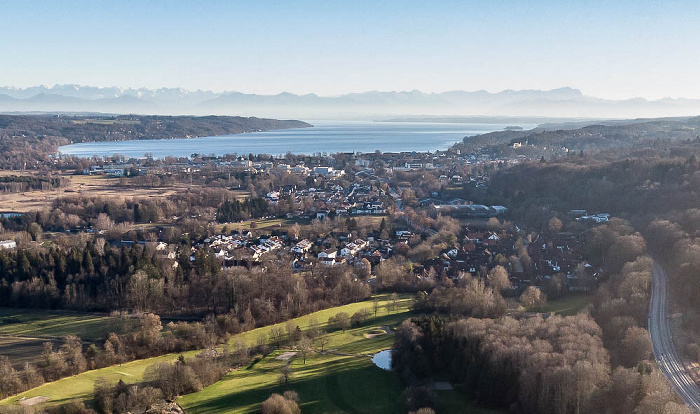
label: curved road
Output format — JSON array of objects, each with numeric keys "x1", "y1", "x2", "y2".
[{"x1": 650, "y1": 260, "x2": 700, "y2": 411}]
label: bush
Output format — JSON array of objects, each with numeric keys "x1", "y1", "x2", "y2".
[
  {"x1": 260, "y1": 392, "x2": 301, "y2": 414},
  {"x1": 350, "y1": 308, "x2": 372, "y2": 327}
]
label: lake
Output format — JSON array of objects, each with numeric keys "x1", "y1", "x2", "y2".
[{"x1": 58, "y1": 121, "x2": 528, "y2": 159}]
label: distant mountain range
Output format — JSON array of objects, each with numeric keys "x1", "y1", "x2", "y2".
[{"x1": 1, "y1": 85, "x2": 699, "y2": 119}]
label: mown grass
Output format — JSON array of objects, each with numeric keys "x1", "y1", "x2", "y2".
[
  {"x1": 0, "y1": 308, "x2": 137, "y2": 339},
  {"x1": 178, "y1": 300, "x2": 500, "y2": 414},
  {"x1": 179, "y1": 332, "x2": 404, "y2": 414},
  {"x1": 0, "y1": 336, "x2": 48, "y2": 367},
  {"x1": 542, "y1": 294, "x2": 593, "y2": 316},
  {"x1": 2, "y1": 294, "x2": 501, "y2": 413},
  {"x1": 0, "y1": 308, "x2": 139, "y2": 367},
  {"x1": 0, "y1": 295, "x2": 411, "y2": 407}
]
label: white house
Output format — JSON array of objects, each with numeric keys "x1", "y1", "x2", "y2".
[
  {"x1": 292, "y1": 239, "x2": 313, "y2": 254},
  {"x1": 318, "y1": 249, "x2": 337, "y2": 259},
  {"x1": 0, "y1": 240, "x2": 16, "y2": 249},
  {"x1": 341, "y1": 243, "x2": 359, "y2": 257}
]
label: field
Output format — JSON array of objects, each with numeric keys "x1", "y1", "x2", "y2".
[
  {"x1": 1, "y1": 295, "x2": 499, "y2": 413},
  {"x1": 0, "y1": 174, "x2": 184, "y2": 213},
  {"x1": 179, "y1": 302, "x2": 499, "y2": 414},
  {"x1": 218, "y1": 214, "x2": 389, "y2": 234},
  {"x1": 0, "y1": 296, "x2": 410, "y2": 406},
  {"x1": 220, "y1": 218, "x2": 297, "y2": 232},
  {"x1": 0, "y1": 293, "x2": 590, "y2": 412},
  {"x1": 0, "y1": 308, "x2": 136, "y2": 339},
  {"x1": 541, "y1": 294, "x2": 593, "y2": 316},
  {"x1": 0, "y1": 308, "x2": 138, "y2": 367},
  {"x1": 0, "y1": 336, "x2": 48, "y2": 367},
  {"x1": 506, "y1": 294, "x2": 593, "y2": 317}
]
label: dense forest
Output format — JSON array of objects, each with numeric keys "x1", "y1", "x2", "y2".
[
  {"x1": 392, "y1": 219, "x2": 680, "y2": 414},
  {"x1": 385, "y1": 132, "x2": 700, "y2": 414},
  {"x1": 0, "y1": 241, "x2": 370, "y2": 318},
  {"x1": 0, "y1": 114, "x2": 310, "y2": 143},
  {"x1": 216, "y1": 197, "x2": 270, "y2": 222},
  {"x1": 453, "y1": 116, "x2": 700, "y2": 155}
]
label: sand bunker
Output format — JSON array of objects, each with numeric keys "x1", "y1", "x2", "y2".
[
  {"x1": 20, "y1": 396, "x2": 50, "y2": 406},
  {"x1": 364, "y1": 326, "x2": 389, "y2": 339},
  {"x1": 276, "y1": 351, "x2": 298, "y2": 361}
]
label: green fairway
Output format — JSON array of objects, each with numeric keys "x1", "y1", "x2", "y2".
[
  {"x1": 0, "y1": 308, "x2": 140, "y2": 368},
  {"x1": 178, "y1": 302, "x2": 499, "y2": 414},
  {"x1": 0, "y1": 308, "x2": 137, "y2": 339},
  {"x1": 0, "y1": 295, "x2": 411, "y2": 407},
  {"x1": 0, "y1": 336, "x2": 48, "y2": 367},
  {"x1": 179, "y1": 319, "x2": 406, "y2": 414},
  {"x1": 1, "y1": 295, "x2": 499, "y2": 414}
]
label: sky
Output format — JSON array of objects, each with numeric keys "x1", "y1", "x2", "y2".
[{"x1": 1, "y1": 0, "x2": 699, "y2": 100}]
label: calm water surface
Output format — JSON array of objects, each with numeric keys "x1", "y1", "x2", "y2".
[
  {"x1": 58, "y1": 121, "x2": 528, "y2": 158},
  {"x1": 372, "y1": 349, "x2": 393, "y2": 370}
]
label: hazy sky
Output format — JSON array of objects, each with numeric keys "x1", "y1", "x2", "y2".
[{"x1": 1, "y1": 0, "x2": 699, "y2": 99}]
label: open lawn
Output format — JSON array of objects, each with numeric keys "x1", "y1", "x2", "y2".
[
  {"x1": 542, "y1": 294, "x2": 593, "y2": 316},
  {"x1": 219, "y1": 214, "x2": 389, "y2": 234},
  {"x1": 179, "y1": 313, "x2": 408, "y2": 414},
  {"x1": 1, "y1": 295, "x2": 500, "y2": 413},
  {"x1": 181, "y1": 351, "x2": 402, "y2": 414},
  {"x1": 0, "y1": 295, "x2": 411, "y2": 407},
  {"x1": 506, "y1": 294, "x2": 593, "y2": 317},
  {"x1": 0, "y1": 308, "x2": 137, "y2": 339},
  {"x1": 0, "y1": 308, "x2": 140, "y2": 368},
  {"x1": 223, "y1": 218, "x2": 295, "y2": 232},
  {"x1": 179, "y1": 298, "x2": 499, "y2": 414},
  {"x1": 0, "y1": 336, "x2": 49, "y2": 367}
]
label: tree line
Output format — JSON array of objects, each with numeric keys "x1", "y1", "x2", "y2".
[{"x1": 391, "y1": 215, "x2": 687, "y2": 414}]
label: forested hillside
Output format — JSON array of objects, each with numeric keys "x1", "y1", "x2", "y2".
[
  {"x1": 0, "y1": 114, "x2": 310, "y2": 169},
  {"x1": 454, "y1": 116, "x2": 700, "y2": 155}
]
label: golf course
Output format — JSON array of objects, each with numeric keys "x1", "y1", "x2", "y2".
[{"x1": 4, "y1": 295, "x2": 479, "y2": 412}]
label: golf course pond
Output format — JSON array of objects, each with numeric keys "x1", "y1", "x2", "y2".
[{"x1": 372, "y1": 349, "x2": 393, "y2": 370}]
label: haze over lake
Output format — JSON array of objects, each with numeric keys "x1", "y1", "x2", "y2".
[{"x1": 58, "y1": 121, "x2": 527, "y2": 158}]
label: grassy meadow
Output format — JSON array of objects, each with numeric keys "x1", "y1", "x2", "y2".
[
  {"x1": 0, "y1": 308, "x2": 139, "y2": 367},
  {"x1": 0, "y1": 308, "x2": 136, "y2": 339}
]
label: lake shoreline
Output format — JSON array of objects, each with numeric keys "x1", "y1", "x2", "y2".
[{"x1": 58, "y1": 121, "x2": 530, "y2": 159}]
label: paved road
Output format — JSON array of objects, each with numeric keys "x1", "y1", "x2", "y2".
[{"x1": 650, "y1": 260, "x2": 700, "y2": 411}]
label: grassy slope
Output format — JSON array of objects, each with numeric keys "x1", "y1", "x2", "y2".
[
  {"x1": 0, "y1": 337, "x2": 47, "y2": 368},
  {"x1": 178, "y1": 303, "x2": 500, "y2": 414},
  {"x1": 0, "y1": 308, "x2": 136, "y2": 339},
  {"x1": 179, "y1": 314, "x2": 405, "y2": 414},
  {"x1": 0, "y1": 308, "x2": 139, "y2": 367},
  {"x1": 0, "y1": 293, "x2": 588, "y2": 412},
  {"x1": 0, "y1": 295, "x2": 409, "y2": 407}
]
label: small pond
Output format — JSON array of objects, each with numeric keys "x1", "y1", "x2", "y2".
[{"x1": 372, "y1": 349, "x2": 393, "y2": 370}]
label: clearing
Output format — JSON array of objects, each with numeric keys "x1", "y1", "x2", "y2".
[{"x1": 541, "y1": 294, "x2": 593, "y2": 316}]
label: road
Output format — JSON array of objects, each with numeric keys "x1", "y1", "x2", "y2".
[{"x1": 650, "y1": 260, "x2": 700, "y2": 411}]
